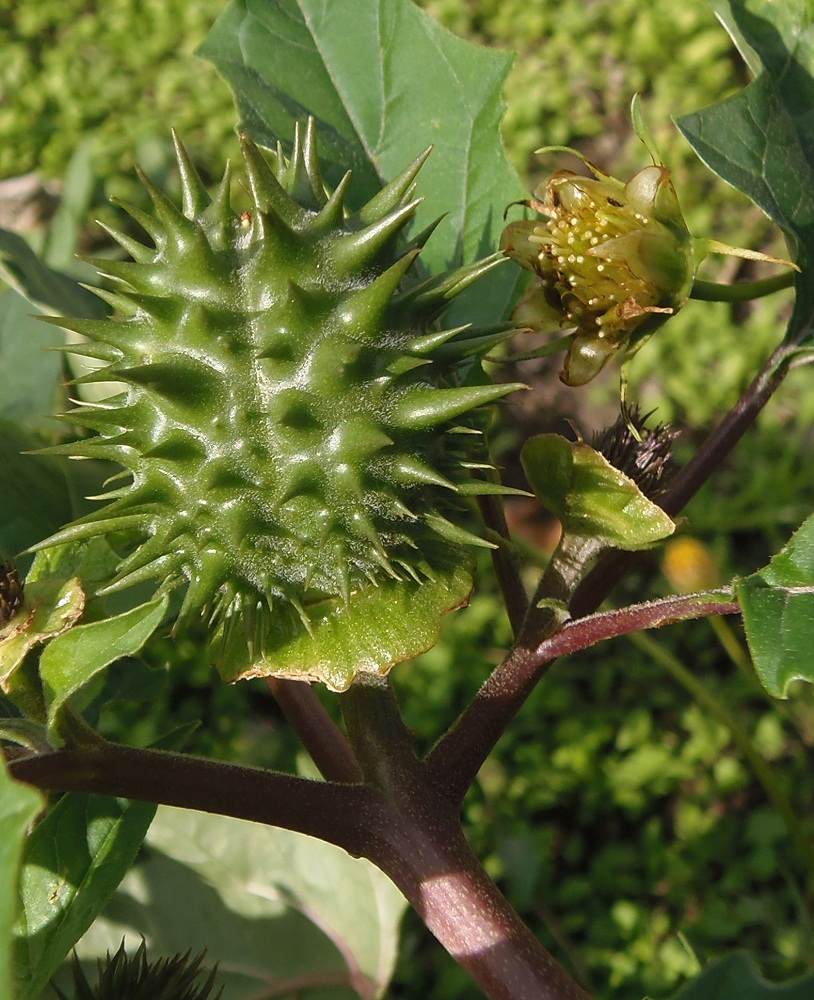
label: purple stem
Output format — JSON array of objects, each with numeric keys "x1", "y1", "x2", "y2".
[
  {"x1": 8, "y1": 723, "x2": 590, "y2": 1000},
  {"x1": 265, "y1": 677, "x2": 362, "y2": 783},
  {"x1": 9, "y1": 740, "x2": 374, "y2": 854}
]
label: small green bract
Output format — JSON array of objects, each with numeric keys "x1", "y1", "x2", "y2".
[{"x1": 39, "y1": 121, "x2": 522, "y2": 688}]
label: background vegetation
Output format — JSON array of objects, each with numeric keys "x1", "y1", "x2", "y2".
[{"x1": 2, "y1": 1, "x2": 813, "y2": 997}]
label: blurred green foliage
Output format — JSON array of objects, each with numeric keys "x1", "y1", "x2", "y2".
[
  {"x1": 3, "y1": 0, "x2": 814, "y2": 998},
  {"x1": 0, "y1": 0, "x2": 234, "y2": 210}
]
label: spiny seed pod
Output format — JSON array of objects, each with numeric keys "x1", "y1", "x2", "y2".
[
  {"x1": 38, "y1": 120, "x2": 523, "y2": 689},
  {"x1": 51, "y1": 941, "x2": 222, "y2": 1000}
]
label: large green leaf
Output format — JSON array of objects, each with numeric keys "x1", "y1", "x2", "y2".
[
  {"x1": 673, "y1": 952, "x2": 814, "y2": 998},
  {"x1": 676, "y1": 1, "x2": 814, "y2": 340},
  {"x1": 0, "y1": 290, "x2": 64, "y2": 430},
  {"x1": 0, "y1": 422, "x2": 114, "y2": 576},
  {"x1": 0, "y1": 758, "x2": 43, "y2": 1000},
  {"x1": 198, "y1": 0, "x2": 526, "y2": 325},
  {"x1": 39, "y1": 596, "x2": 169, "y2": 743},
  {"x1": 0, "y1": 422, "x2": 76, "y2": 563},
  {"x1": 0, "y1": 226, "x2": 105, "y2": 320},
  {"x1": 13, "y1": 793, "x2": 156, "y2": 1000},
  {"x1": 48, "y1": 805, "x2": 407, "y2": 1000},
  {"x1": 737, "y1": 512, "x2": 814, "y2": 697}
]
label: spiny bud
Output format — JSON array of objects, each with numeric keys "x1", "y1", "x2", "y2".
[
  {"x1": 590, "y1": 407, "x2": 678, "y2": 499},
  {"x1": 51, "y1": 941, "x2": 222, "y2": 1000},
  {"x1": 34, "y1": 120, "x2": 523, "y2": 690}
]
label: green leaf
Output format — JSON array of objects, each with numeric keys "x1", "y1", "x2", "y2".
[
  {"x1": 217, "y1": 548, "x2": 472, "y2": 692},
  {"x1": 49, "y1": 805, "x2": 406, "y2": 1000},
  {"x1": 672, "y1": 951, "x2": 814, "y2": 998},
  {"x1": 0, "y1": 757, "x2": 43, "y2": 1000},
  {"x1": 198, "y1": 0, "x2": 526, "y2": 325},
  {"x1": 0, "y1": 290, "x2": 64, "y2": 430},
  {"x1": 13, "y1": 793, "x2": 156, "y2": 1000},
  {"x1": 521, "y1": 435, "x2": 675, "y2": 549},
  {"x1": 676, "y1": 1, "x2": 814, "y2": 340},
  {"x1": 736, "y1": 512, "x2": 814, "y2": 697},
  {"x1": 26, "y1": 537, "x2": 122, "y2": 591},
  {"x1": 0, "y1": 422, "x2": 116, "y2": 578},
  {"x1": 0, "y1": 226, "x2": 105, "y2": 319},
  {"x1": 39, "y1": 596, "x2": 169, "y2": 743},
  {"x1": 0, "y1": 422, "x2": 78, "y2": 564}
]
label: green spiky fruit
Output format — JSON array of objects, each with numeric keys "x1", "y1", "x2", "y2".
[{"x1": 41, "y1": 120, "x2": 523, "y2": 689}]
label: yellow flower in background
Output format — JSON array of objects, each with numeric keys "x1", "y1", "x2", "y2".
[{"x1": 662, "y1": 536, "x2": 721, "y2": 593}]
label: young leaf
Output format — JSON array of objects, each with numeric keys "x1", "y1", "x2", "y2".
[
  {"x1": 0, "y1": 291, "x2": 64, "y2": 431},
  {"x1": 736, "y1": 512, "x2": 814, "y2": 698},
  {"x1": 50, "y1": 805, "x2": 407, "y2": 1000},
  {"x1": 39, "y1": 595, "x2": 169, "y2": 743},
  {"x1": 197, "y1": 0, "x2": 526, "y2": 325},
  {"x1": 12, "y1": 793, "x2": 156, "y2": 1000},
  {"x1": 672, "y1": 951, "x2": 814, "y2": 998},
  {"x1": 521, "y1": 434, "x2": 675, "y2": 550},
  {"x1": 675, "y1": 0, "x2": 814, "y2": 340},
  {"x1": 0, "y1": 757, "x2": 43, "y2": 1000},
  {"x1": 0, "y1": 577, "x2": 85, "y2": 695}
]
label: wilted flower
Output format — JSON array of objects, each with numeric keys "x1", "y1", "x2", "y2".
[{"x1": 501, "y1": 155, "x2": 695, "y2": 386}]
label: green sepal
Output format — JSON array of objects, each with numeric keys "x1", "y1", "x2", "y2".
[{"x1": 214, "y1": 546, "x2": 473, "y2": 693}]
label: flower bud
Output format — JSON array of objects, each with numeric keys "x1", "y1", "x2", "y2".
[{"x1": 501, "y1": 154, "x2": 695, "y2": 385}]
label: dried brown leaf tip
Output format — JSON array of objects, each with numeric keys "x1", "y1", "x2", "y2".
[{"x1": 0, "y1": 561, "x2": 24, "y2": 626}]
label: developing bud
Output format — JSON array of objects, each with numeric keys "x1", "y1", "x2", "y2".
[
  {"x1": 501, "y1": 154, "x2": 694, "y2": 386},
  {"x1": 51, "y1": 941, "x2": 222, "y2": 1000},
  {"x1": 590, "y1": 406, "x2": 678, "y2": 499}
]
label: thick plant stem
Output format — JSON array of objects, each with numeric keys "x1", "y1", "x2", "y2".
[
  {"x1": 340, "y1": 676, "x2": 591, "y2": 1000},
  {"x1": 8, "y1": 739, "x2": 374, "y2": 853},
  {"x1": 370, "y1": 804, "x2": 591, "y2": 1000},
  {"x1": 427, "y1": 593, "x2": 739, "y2": 801}
]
